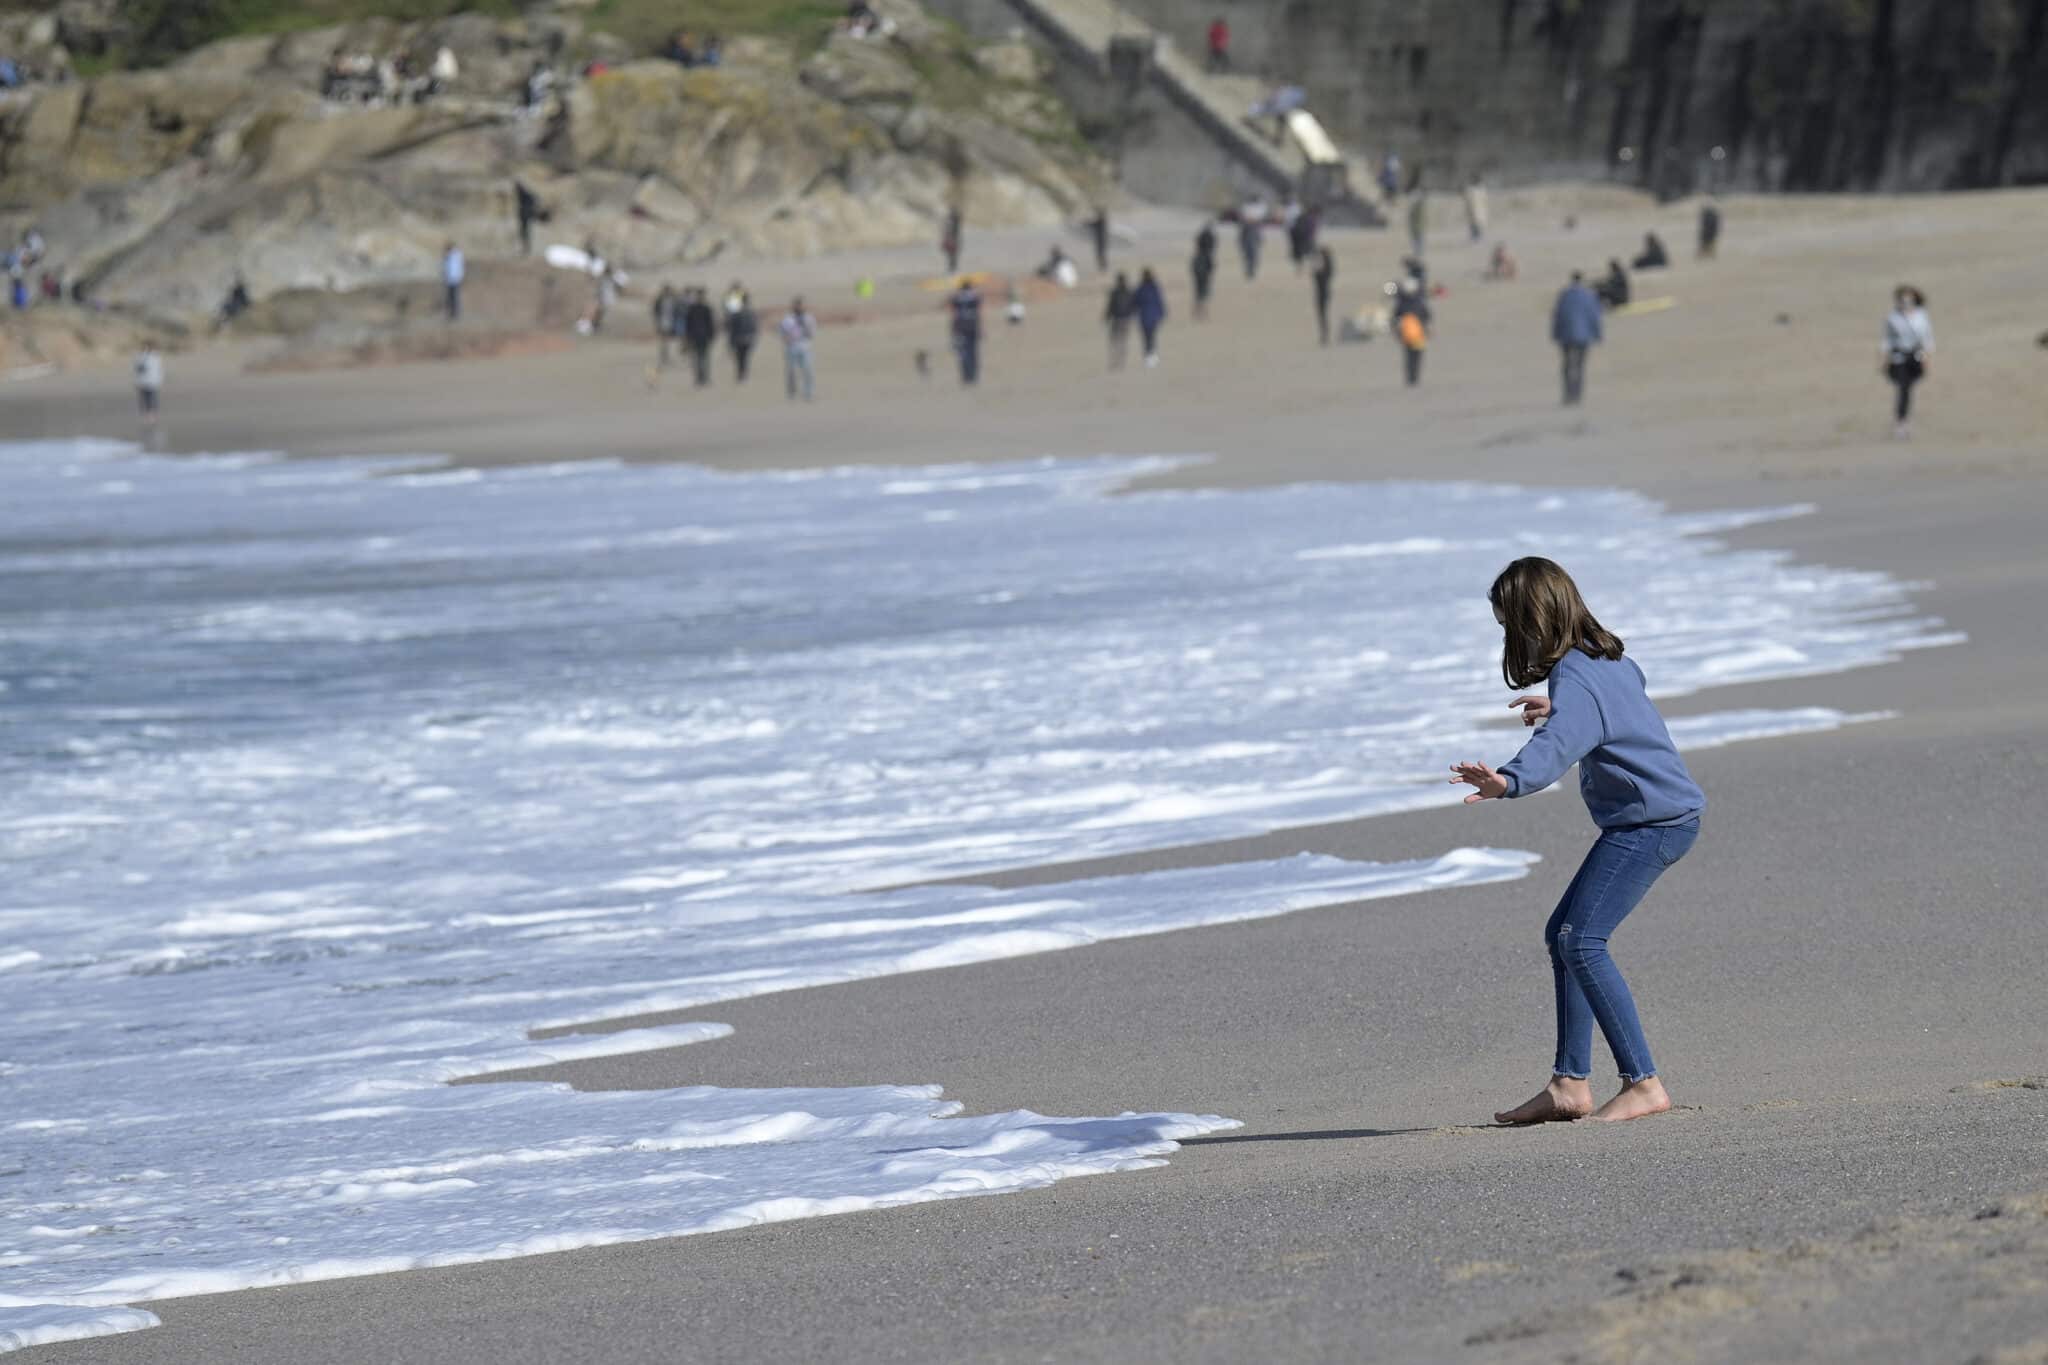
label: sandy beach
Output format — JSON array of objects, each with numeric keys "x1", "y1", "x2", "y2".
[{"x1": 9, "y1": 185, "x2": 2048, "y2": 1363}]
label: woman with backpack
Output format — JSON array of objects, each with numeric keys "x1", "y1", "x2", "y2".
[{"x1": 1392, "y1": 277, "x2": 1430, "y2": 386}]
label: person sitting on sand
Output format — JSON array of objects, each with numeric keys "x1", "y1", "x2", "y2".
[
  {"x1": 1596, "y1": 257, "x2": 1630, "y2": 309},
  {"x1": 1451, "y1": 557, "x2": 1705, "y2": 1125},
  {"x1": 1630, "y1": 232, "x2": 1668, "y2": 270},
  {"x1": 1035, "y1": 244, "x2": 1078, "y2": 288}
]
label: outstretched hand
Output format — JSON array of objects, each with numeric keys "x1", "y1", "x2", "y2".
[
  {"x1": 1509, "y1": 694, "x2": 1551, "y2": 726},
  {"x1": 1449, "y1": 760, "x2": 1508, "y2": 804}
]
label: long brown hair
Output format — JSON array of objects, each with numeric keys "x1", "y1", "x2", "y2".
[{"x1": 1489, "y1": 557, "x2": 1625, "y2": 688}]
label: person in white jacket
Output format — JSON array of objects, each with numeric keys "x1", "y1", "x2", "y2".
[
  {"x1": 1882, "y1": 284, "x2": 1933, "y2": 438},
  {"x1": 133, "y1": 343, "x2": 163, "y2": 425}
]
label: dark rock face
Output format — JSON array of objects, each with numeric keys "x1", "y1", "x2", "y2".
[{"x1": 1117, "y1": 0, "x2": 2048, "y2": 191}]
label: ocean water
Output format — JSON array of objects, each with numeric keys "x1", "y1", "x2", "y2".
[{"x1": 0, "y1": 443, "x2": 1956, "y2": 1351}]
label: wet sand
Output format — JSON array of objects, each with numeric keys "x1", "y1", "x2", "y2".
[{"x1": 11, "y1": 186, "x2": 2048, "y2": 1363}]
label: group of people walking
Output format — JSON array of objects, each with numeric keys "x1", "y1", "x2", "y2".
[
  {"x1": 652, "y1": 284, "x2": 760, "y2": 386},
  {"x1": 1103, "y1": 271, "x2": 1169, "y2": 368},
  {"x1": 643, "y1": 283, "x2": 817, "y2": 401}
]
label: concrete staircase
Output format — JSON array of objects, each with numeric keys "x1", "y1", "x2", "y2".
[{"x1": 996, "y1": 0, "x2": 1363, "y2": 209}]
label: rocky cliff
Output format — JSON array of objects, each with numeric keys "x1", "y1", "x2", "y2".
[
  {"x1": 1101, "y1": 0, "x2": 2048, "y2": 193},
  {"x1": 0, "y1": 0, "x2": 1103, "y2": 334}
]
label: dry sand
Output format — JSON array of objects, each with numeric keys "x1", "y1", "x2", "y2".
[{"x1": 9, "y1": 185, "x2": 2048, "y2": 1364}]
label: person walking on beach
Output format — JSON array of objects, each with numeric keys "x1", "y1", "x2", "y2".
[
  {"x1": 441, "y1": 241, "x2": 464, "y2": 321},
  {"x1": 1551, "y1": 269, "x2": 1603, "y2": 405},
  {"x1": 1406, "y1": 191, "x2": 1428, "y2": 257},
  {"x1": 1237, "y1": 215, "x2": 1261, "y2": 280},
  {"x1": 1086, "y1": 207, "x2": 1111, "y2": 273},
  {"x1": 651, "y1": 284, "x2": 676, "y2": 368},
  {"x1": 941, "y1": 206, "x2": 963, "y2": 274},
  {"x1": 682, "y1": 287, "x2": 717, "y2": 387},
  {"x1": 1451, "y1": 557, "x2": 1703, "y2": 1125},
  {"x1": 1287, "y1": 204, "x2": 1318, "y2": 273},
  {"x1": 1392, "y1": 277, "x2": 1430, "y2": 386},
  {"x1": 133, "y1": 342, "x2": 163, "y2": 426},
  {"x1": 1463, "y1": 175, "x2": 1489, "y2": 243},
  {"x1": 1311, "y1": 246, "x2": 1335, "y2": 346},
  {"x1": 948, "y1": 276, "x2": 984, "y2": 385},
  {"x1": 1105, "y1": 271, "x2": 1136, "y2": 369},
  {"x1": 1697, "y1": 199, "x2": 1721, "y2": 259},
  {"x1": 1190, "y1": 222, "x2": 1217, "y2": 320},
  {"x1": 727, "y1": 290, "x2": 758, "y2": 383},
  {"x1": 779, "y1": 297, "x2": 816, "y2": 401},
  {"x1": 1133, "y1": 267, "x2": 1167, "y2": 367},
  {"x1": 1883, "y1": 284, "x2": 1933, "y2": 439}
]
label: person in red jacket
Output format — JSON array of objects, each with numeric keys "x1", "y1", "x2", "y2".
[{"x1": 1206, "y1": 16, "x2": 1230, "y2": 72}]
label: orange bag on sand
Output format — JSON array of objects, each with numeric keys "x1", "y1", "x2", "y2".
[{"x1": 1397, "y1": 312, "x2": 1427, "y2": 349}]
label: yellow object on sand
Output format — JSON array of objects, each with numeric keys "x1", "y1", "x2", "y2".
[{"x1": 1613, "y1": 295, "x2": 1678, "y2": 317}]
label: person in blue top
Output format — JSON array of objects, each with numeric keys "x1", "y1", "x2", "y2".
[
  {"x1": 1132, "y1": 268, "x2": 1167, "y2": 367},
  {"x1": 1551, "y1": 269, "x2": 1603, "y2": 406},
  {"x1": 1451, "y1": 557, "x2": 1705, "y2": 1125}
]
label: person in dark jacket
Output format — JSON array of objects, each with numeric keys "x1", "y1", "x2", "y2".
[
  {"x1": 1630, "y1": 232, "x2": 1668, "y2": 270},
  {"x1": 1133, "y1": 268, "x2": 1167, "y2": 366},
  {"x1": 1311, "y1": 247, "x2": 1336, "y2": 346},
  {"x1": 1105, "y1": 272, "x2": 1136, "y2": 369},
  {"x1": 1551, "y1": 270, "x2": 1604, "y2": 405},
  {"x1": 1086, "y1": 207, "x2": 1110, "y2": 271},
  {"x1": 1392, "y1": 278, "x2": 1430, "y2": 386},
  {"x1": 1190, "y1": 222, "x2": 1217, "y2": 319},
  {"x1": 1596, "y1": 258, "x2": 1630, "y2": 309},
  {"x1": 682, "y1": 288, "x2": 718, "y2": 386},
  {"x1": 727, "y1": 290, "x2": 759, "y2": 382},
  {"x1": 1238, "y1": 216, "x2": 1262, "y2": 280},
  {"x1": 513, "y1": 179, "x2": 542, "y2": 256},
  {"x1": 948, "y1": 277, "x2": 983, "y2": 384},
  {"x1": 1288, "y1": 207, "x2": 1318, "y2": 272},
  {"x1": 1697, "y1": 200, "x2": 1721, "y2": 259}
]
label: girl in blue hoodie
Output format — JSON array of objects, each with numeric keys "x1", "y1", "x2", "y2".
[{"x1": 1451, "y1": 557, "x2": 1705, "y2": 1124}]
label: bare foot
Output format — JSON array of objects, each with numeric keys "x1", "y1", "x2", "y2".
[
  {"x1": 1591, "y1": 1077, "x2": 1671, "y2": 1122},
  {"x1": 1494, "y1": 1076, "x2": 1594, "y2": 1125}
]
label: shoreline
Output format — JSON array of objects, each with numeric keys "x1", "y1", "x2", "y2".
[{"x1": 12, "y1": 184, "x2": 2048, "y2": 1363}]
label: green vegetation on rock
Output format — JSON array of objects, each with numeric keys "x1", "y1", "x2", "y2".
[
  {"x1": 588, "y1": 0, "x2": 843, "y2": 54},
  {"x1": 95, "y1": 0, "x2": 523, "y2": 68}
]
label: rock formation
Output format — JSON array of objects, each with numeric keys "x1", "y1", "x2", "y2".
[{"x1": 0, "y1": 0, "x2": 1104, "y2": 335}]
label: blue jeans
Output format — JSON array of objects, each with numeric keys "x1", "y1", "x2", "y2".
[{"x1": 1546, "y1": 819, "x2": 1699, "y2": 1083}]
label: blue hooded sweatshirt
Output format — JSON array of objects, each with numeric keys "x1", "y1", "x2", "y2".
[
  {"x1": 1551, "y1": 282, "x2": 1603, "y2": 347},
  {"x1": 1497, "y1": 647, "x2": 1704, "y2": 828}
]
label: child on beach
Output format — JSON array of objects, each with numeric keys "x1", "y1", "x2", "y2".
[{"x1": 1450, "y1": 558, "x2": 1705, "y2": 1124}]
